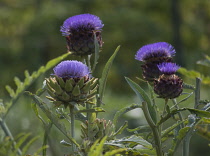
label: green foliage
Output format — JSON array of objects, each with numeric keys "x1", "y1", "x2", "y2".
[
  {"x1": 178, "y1": 67, "x2": 210, "y2": 85},
  {"x1": 3, "y1": 53, "x2": 70, "y2": 118},
  {"x1": 88, "y1": 136, "x2": 127, "y2": 156},
  {"x1": 1, "y1": 1, "x2": 210, "y2": 155},
  {"x1": 99, "y1": 46, "x2": 120, "y2": 103},
  {"x1": 113, "y1": 104, "x2": 142, "y2": 128},
  {"x1": 197, "y1": 54, "x2": 210, "y2": 67},
  {"x1": 27, "y1": 92, "x2": 80, "y2": 148},
  {"x1": 125, "y1": 77, "x2": 157, "y2": 124},
  {"x1": 0, "y1": 133, "x2": 46, "y2": 156}
]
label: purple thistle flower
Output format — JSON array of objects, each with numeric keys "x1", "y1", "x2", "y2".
[
  {"x1": 60, "y1": 14, "x2": 104, "y2": 55},
  {"x1": 135, "y1": 42, "x2": 176, "y2": 61},
  {"x1": 60, "y1": 14, "x2": 104, "y2": 36},
  {"x1": 53, "y1": 60, "x2": 90, "y2": 79},
  {"x1": 157, "y1": 62, "x2": 180, "y2": 75}
]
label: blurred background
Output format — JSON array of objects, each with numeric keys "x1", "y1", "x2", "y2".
[{"x1": 1, "y1": 0, "x2": 210, "y2": 155}]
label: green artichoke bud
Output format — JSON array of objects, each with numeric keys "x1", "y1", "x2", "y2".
[
  {"x1": 81, "y1": 118, "x2": 115, "y2": 142},
  {"x1": 154, "y1": 63, "x2": 183, "y2": 99},
  {"x1": 46, "y1": 60, "x2": 98, "y2": 107},
  {"x1": 46, "y1": 76, "x2": 98, "y2": 107}
]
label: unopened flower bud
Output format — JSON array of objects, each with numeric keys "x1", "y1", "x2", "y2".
[
  {"x1": 154, "y1": 62, "x2": 183, "y2": 99},
  {"x1": 135, "y1": 42, "x2": 176, "y2": 81},
  {"x1": 46, "y1": 60, "x2": 98, "y2": 107},
  {"x1": 60, "y1": 14, "x2": 104, "y2": 55}
]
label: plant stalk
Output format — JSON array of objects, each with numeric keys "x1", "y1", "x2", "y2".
[
  {"x1": 172, "y1": 99, "x2": 186, "y2": 156},
  {"x1": 172, "y1": 99, "x2": 184, "y2": 128},
  {"x1": 86, "y1": 103, "x2": 91, "y2": 140},
  {"x1": 0, "y1": 119, "x2": 22, "y2": 155},
  {"x1": 42, "y1": 122, "x2": 52, "y2": 156},
  {"x1": 194, "y1": 78, "x2": 201, "y2": 109},
  {"x1": 142, "y1": 102, "x2": 163, "y2": 156},
  {"x1": 69, "y1": 105, "x2": 75, "y2": 152}
]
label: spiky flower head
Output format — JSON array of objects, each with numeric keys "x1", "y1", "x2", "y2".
[
  {"x1": 135, "y1": 42, "x2": 175, "y2": 62},
  {"x1": 157, "y1": 62, "x2": 180, "y2": 75},
  {"x1": 46, "y1": 60, "x2": 98, "y2": 107},
  {"x1": 53, "y1": 60, "x2": 90, "y2": 80},
  {"x1": 135, "y1": 42, "x2": 176, "y2": 81},
  {"x1": 60, "y1": 14, "x2": 104, "y2": 55},
  {"x1": 154, "y1": 63, "x2": 183, "y2": 99},
  {"x1": 81, "y1": 118, "x2": 115, "y2": 153}
]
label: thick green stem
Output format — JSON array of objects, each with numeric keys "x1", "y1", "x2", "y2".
[
  {"x1": 86, "y1": 103, "x2": 91, "y2": 140},
  {"x1": 172, "y1": 99, "x2": 186, "y2": 156},
  {"x1": 172, "y1": 99, "x2": 184, "y2": 127},
  {"x1": 194, "y1": 78, "x2": 201, "y2": 109},
  {"x1": 0, "y1": 120, "x2": 22, "y2": 155},
  {"x1": 142, "y1": 102, "x2": 163, "y2": 156},
  {"x1": 42, "y1": 122, "x2": 52, "y2": 156},
  {"x1": 69, "y1": 105, "x2": 75, "y2": 152}
]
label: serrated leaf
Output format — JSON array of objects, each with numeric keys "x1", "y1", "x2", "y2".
[
  {"x1": 27, "y1": 92, "x2": 80, "y2": 148},
  {"x1": 177, "y1": 127, "x2": 190, "y2": 140},
  {"x1": 4, "y1": 53, "x2": 70, "y2": 118},
  {"x1": 107, "y1": 135, "x2": 152, "y2": 149},
  {"x1": 99, "y1": 46, "x2": 120, "y2": 103},
  {"x1": 88, "y1": 136, "x2": 107, "y2": 156},
  {"x1": 200, "y1": 117, "x2": 210, "y2": 124},
  {"x1": 125, "y1": 77, "x2": 157, "y2": 124},
  {"x1": 161, "y1": 121, "x2": 185, "y2": 138},
  {"x1": 14, "y1": 77, "x2": 23, "y2": 91},
  {"x1": 113, "y1": 104, "x2": 141, "y2": 128},
  {"x1": 31, "y1": 102, "x2": 46, "y2": 125},
  {"x1": 14, "y1": 133, "x2": 31, "y2": 153},
  {"x1": 182, "y1": 82, "x2": 195, "y2": 90},
  {"x1": 127, "y1": 125, "x2": 151, "y2": 133},
  {"x1": 196, "y1": 124, "x2": 210, "y2": 140},
  {"x1": 5, "y1": 85, "x2": 16, "y2": 98},
  {"x1": 75, "y1": 107, "x2": 105, "y2": 113},
  {"x1": 111, "y1": 121, "x2": 128, "y2": 139},
  {"x1": 178, "y1": 67, "x2": 210, "y2": 85},
  {"x1": 168, "y1": 127, "x2": 191, "y2": 156},
  {"x1": 157, "y1": 108, "x2": 210, "y2": 126},
  {"x1": 187, "y1": 108, "x2": 210, "y2": 118},
  {"x1": 104, "y1": 148, "x2": 127, "y2": 156},
  {"x1": 197, "y1": 54, "x2": 210, "y2": 67},
  {"x1": 22, "y1": 136, "x2": 40, "y2": 155},
  {"x1": 178, "y1": 67, "x2": 201, "y2": 78}
]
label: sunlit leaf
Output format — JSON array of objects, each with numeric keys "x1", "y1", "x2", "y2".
[
  {"x1": 127, "y1": 125, "x2": 151, "y2": 133},
  {"x1": 125, "y1": 77, "x2": 157, "y2": 124},
  {"x1": 75, "y1": 107, "x2": 105, "y2": 113},
  {"x1": 22, "y1": 136, "x2": 40, "y2": 155},
  {"x1": 197, "y1": 54, "x2": 210, "y2": 67},
  {"x1": 178, "y1": 67, "x2": 210, "y2": 85},
  {"x1": 106, "y1": 135, "x2": 153, "y2": 149},
  {"x1": 91, "y1": 33, "x2": 100, "y2": 72},
  {"x1": 99, "y1": 46, "x2": 120, "y2": 103},
  {"x1": 161, "y1": 121, "x2": 185, "y2": 138},
  {"x1": 4, "y1": 53, "x2": 70, "y2": 118},
  {"x1": 26, "y1": 92, "x2": 80, "y2": 148}
]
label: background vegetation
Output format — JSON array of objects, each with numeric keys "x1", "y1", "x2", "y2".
[{"x1": 1, "y1": 0, "x2": 210, "y2": 155}]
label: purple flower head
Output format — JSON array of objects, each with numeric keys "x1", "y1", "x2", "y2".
[
  {"x1": 60, "y1": 14, "x2": 104, "y2": 36},
  {"x1": 157, "y1": 62, "x2": 180, "y2": 75},
  {"x1": 53, "y1": 60, "x2": 90, "y2": 79},
  {"x1": 135, "y1": 42, "x2": 176, "y2": 61}
]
